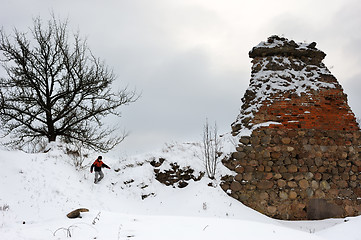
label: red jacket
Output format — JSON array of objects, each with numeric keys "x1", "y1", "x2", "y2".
[{"x1": 90, "y1": 160, "x2": 110, "y2": 172}]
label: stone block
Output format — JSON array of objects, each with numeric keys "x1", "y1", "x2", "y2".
[
  {"x1": 240, "y1": 136, "x2": 251, "y2": 145},
  {"x1": 257, "y1": 180, "x2": 274, "y2": 189},
  {"x1": 289, "y1": 191, "x2": 297, "y2": 199},
  {"x1": 271, "y1": 152, "x2": 282, "y2": 159},
  {"x1": 288, "y1": 164, "x2": 298, "y2": 173},
  {"x1": 287, "y1": 181, "x2": 298, "y2": 188},
  {"x1": 337, "y1": 180, "x2": 348, "y2": 188},
  {"x1": 235, "y1": 166, "x2": 245, "y2": 174},
  {"x1": 243, "y1": 173, "x2": 253, "y2": 181},
  {"x1": 277, "y1": 179, "x2": 287, "y2": 188},
  {"x1": 232, "y1": 152, "x2": 246, "y2": 160},
  {"x1": 234, "y1": 174, "x2": 243, "y2": 182},
  {"x1": 279, "y1": 191, "x2": 288, "y2": 199},
  {"x1": 307, "y1": 199, "x2": 343, "y2": 220},
  {"x1": 230, "y1": 181, "x2": 242, "y2": 192},
  {"x1": 311, "y1": 180, "x2": 319, "y2": 190},
  {"x1": 267, "y1": 206, "x2": 277, "y2": 214},
  {"x1": 281, "y1": 137, "x2": 291, "y2": 144},
  {"x1": 299, "y1": 179, "x2": 309, "y2": 189}
]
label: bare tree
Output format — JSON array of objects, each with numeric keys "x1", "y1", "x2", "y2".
[
  {"x1": 0, "y1": 15, "x2": 138, "y2": 152},
  {"x1": 202, "y1": 119, "x2": 220, "y2": 179}
]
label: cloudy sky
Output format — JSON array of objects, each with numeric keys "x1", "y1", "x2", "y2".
[{"x1": 1, "y1": 0, "x2": 361, "y2": 155}]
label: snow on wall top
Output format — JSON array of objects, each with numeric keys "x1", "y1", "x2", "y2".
[
  {"x1": 232, "y1": 36, "x2": 340, "y2": 135},
  {"x1": 249, "y1": 35, "x2": 326, "y2": 62}
]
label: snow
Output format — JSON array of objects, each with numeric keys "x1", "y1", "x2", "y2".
[
  {"x1": 1, "y1": 143, "x2": 360, "y2": 239},
  {"x1": 233, "y1": 53, "x2": 337, "y2": 135},
  {"x1": 254, "y1": 36, "x2": 313, "y2": 50}
]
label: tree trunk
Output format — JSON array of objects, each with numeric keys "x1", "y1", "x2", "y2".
[
  {"x1": 48, "y1": 133, "x2": 56, "y2": 142},
  {"x1": 46, "y1": 110, "x2": 56, "y2": 142}
]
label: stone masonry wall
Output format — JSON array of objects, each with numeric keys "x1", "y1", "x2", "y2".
[
  {"x1": 221, "y1": 128, "x2": 361, "y2": 220},
  {"x1": 224, "y1": 36, "x2": 361, "y2": 220}
]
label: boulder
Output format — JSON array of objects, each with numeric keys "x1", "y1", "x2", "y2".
[{"x1": 67, "y1": 208, "x2": 89, "y2": 219}]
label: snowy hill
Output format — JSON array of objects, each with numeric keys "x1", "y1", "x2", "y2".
[{"x1": 1, "y1": 142, "x2": 360, "y2": 239}]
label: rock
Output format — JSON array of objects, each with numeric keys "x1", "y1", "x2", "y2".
[
  {"x1": 315, "y1": 189, "x2": 326, "y2": 198},
  {"x1": 307, "y1": 42, "x2": 317, "y2": 49},
  {"x1": 249, "y1": 35, "x2": 326, "y2": 62},
  {"x1": 220, "y1": 183, "x2": 229, "y2": 191},
  {"x1": 249, "y1": 160, "x2": 258, "y2": 166},
  {"x1": 315, "y1": 151, "x2": 323, "y2": 158},
  {"x1": 277, "y1": 179, "x2": 287, "y2": 188},
  {"x1": 258, "y1": 165, "x2": 265, "y2": 172},
  {"x1": 257, "y1": 180, "x2": 274, "y2": 190},
  {"x1": 345, "y1": 205, "x2": 354, "y2": 215},
  {"x1": 305, "y1": 172, "x2": 314, "y2": 180},
  {"x1": 67, "y1": 208, "x2": 89, "y2": 219},
  {"x1": 264, "y1": 172, "x2": 273, "y2": 180},
  {"x1": 299, "y1": 179, "x2": 309, "y2": 189},
  {"x1": 340, "y1": 152, "x2": 348, "y2": 159},
  {"x1": 235, "y1": 166, "x2": 245, "y2": 174},
  {"x1": 267, "y1": 206, "x2": 277, "y2": 214},
  {"x1": 311, "y1": 180, "x2": 319, "y2": 190},
  {"x1": 271, "y1": 152, "x2": 282, "y2": 159},
  {"x1": 178, "y1": 181, "x2": 188, "y2": 188},
  {"x1": 150, "y1": 157, "x2": 165, "y2": 167},
  {"x1": 240, "y1": 136, "x2": 251, "y2": 145},
  {"x1": 263, "y1": 151, "x2": 271, "y2": 158},
  {"x1": 287, "y1": 181, "x2": 298, "y2": 188},
  {"x1": 339, "y1": 189, "x2": 353, "y2": 198},
  {"x1": 155, "y1": 163, "x2": 204, "y2": 187},
  {"x1": 261, "y1": 136, "x2": 271, "y2": 145},
  {"x1": 315, "y1": 158, "x2": 323, "y2": 166},
  {"x1": 299, "y1": 166, "x2": 308, "y2": 173},
  {"x1": 230, "y1": 181, "x2": 242, "y2": 192},
  {"x1": 232, "y1": 152, "x2": 246, "y2": 160},
  {"x1": 281, "y1": 138, "x2": 291, "y2": 144},
  {"x1": 243, "y1": 173, "x2": 253, "y2": 181},
  {"x1": 259, "y1": 192, "x2": 269, "y2": 200},
  {"x1": 238, "y1": 194, "x2": 250, "y2": 201},
  {"x1": 314, "y1": 173, "x2": 322, "y2": 181},
  {"x1": 273, "y1": 146, "x2": 281, "y2": 152},
  {"x1": 306, "y1": 188, "x2": 314, "y2": 197},
  {"x1": 288, "y1": 165, "x2": 298, "y2": 173},
  {"x1": 289, "y1": 191, "x2": 297, "y2": 199},
  {"x1": 337, "y1": 180, "x2": 348, "y2": 188},
  {"x1": 282, "y1": 173, "x2": 294, "y2": 180},
  {"x1": 235, "y1": 174, "x2": 243, "y2": 182},
  {"x1": 274, "y1": 173, "x2": 282, "y2": 179},
  {"x1": 298, "y1": 131, "x2": 306, "y2": 136},
  {"x1": 279, "y1": 191, "x2": 288, "y2": 200},
  {"x1": 307, "y1": 199, "x2": 343, "y2": 220},
  {"x1": 338, "y1": 160, "x2": 347, "y2": 168},
  {"x1": 287, "y1": 146, "x2": 295, "y2": 152}
]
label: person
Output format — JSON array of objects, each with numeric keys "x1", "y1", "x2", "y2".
[{"x1": 90, "y1": 156, "x2": 111, "y2": 184}]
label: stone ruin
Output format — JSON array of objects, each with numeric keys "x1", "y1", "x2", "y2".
[{"x1": 221, "y1": 35, "x2": 361, "y2": 220}]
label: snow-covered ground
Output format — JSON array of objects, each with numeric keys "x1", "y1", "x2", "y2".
[{"x1": 0, "y1": 142, "x2": 360, "y2": 239}]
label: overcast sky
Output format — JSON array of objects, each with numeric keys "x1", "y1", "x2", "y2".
[{"x1": 1, "y1": 0, "x2": 361, "y2": 156}]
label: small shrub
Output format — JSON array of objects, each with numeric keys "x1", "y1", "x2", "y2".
[
  {"x1": 0, "y1": 204, "x2": 9, "y2": 211},
  {"x1": 201, "y1": 119, "x2": 221, "y2": 179},
  {"x1": 66, "y1": 141, "x2": 91, "y2": 170}
]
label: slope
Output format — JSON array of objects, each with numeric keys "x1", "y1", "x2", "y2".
[{"x1": 0, "y1": 142, "x2": 360, "y2": 239}]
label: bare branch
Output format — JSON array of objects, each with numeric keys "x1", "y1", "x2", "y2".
[
  {"x1": 0, "y1": 15, "x2": 138, "y2": 152},
  {"x1": 202, "y1": 119, "x2": 221, "y2": 179}
]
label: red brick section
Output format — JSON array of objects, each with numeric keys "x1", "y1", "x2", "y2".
[{"x1": 253, "y1": 87, "x2": 359, "y2": 131}]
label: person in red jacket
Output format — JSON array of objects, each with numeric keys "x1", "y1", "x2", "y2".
[{"x1": 90, "y1": 156, "x2": 111, "y2": 184}]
